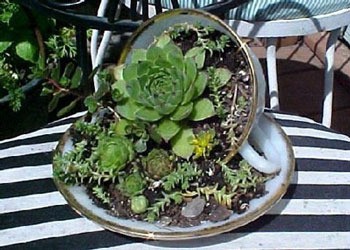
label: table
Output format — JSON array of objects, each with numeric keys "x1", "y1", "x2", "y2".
[{"x1": 1, "y1": 111, "x2": 350, "y2": 249}]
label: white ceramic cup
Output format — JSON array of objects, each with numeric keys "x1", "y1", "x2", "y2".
[{"x1": 118, "y1": 9, "x2": 281, "y2": 174}]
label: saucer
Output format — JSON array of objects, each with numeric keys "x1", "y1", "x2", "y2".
[{"x1": 53, "y1": 113, "x2": 295, "y2": 240}]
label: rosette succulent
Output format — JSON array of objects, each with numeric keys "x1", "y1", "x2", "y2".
[
  {"x1": 95, "y1": 134, "x2": 134, "y2": 173},
  {"x1": 113, "y1": 34, "x2": 217, "y2": 158},
  {"x1": 118, "y1": 172, "x2": 145, "y2": 197},
  {"x1": 142, "y1": 149, "x2": 174, "y2": 180}
]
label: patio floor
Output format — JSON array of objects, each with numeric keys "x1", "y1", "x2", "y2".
[{"x1": 250, "y1": 32, "x2": 350, "y2": 136}]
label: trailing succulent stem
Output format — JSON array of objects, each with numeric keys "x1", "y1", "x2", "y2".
[
  {"x1": 221, "y1": 160, "x2": 268, "y2": 193},
  {"x1": 168, "y1": 23, "x2": 230, "y2": 56},
  {"x1": 92, "y1": 186, "x2": 110, "y2": 204},
  {"x1": 183, "y1": 183, "x2": 235, "y2": 209},
  {"x1": 146, "y1": 191, "x2": 183, "y2": 222},
  {"x1": 162, "y1": 162, "x2": 202, "y2": 191}
]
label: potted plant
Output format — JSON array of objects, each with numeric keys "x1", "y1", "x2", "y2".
[
  {"x1": 53, "y1": 9, "x2": 293, "y2": 240},
  {"x1": 0, "y1": 0, "x2": 86, "y2": 139}
]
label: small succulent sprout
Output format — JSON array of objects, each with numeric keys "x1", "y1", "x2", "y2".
[
  {"x1": 131, "y1": 195, "x2": 149, "y2": 214},
  {"x1": 190, "y1": 129, "x2": 217, "y2": 159},
  {"x1": 142, "y1": 149, "x2": 174, "y2": 180},
  {"x1": 119, "y1": 172, "x2": 146, "y2": 197},
  {"x1": 96, "y1": 134, "x2": 134, "y2": 172}
]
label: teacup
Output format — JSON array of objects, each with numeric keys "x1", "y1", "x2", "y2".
[{"x1": 118, "y1": 8, "x2": 280, "y2": 173}]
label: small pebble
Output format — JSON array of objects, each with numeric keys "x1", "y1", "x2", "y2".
[
  {"x1": 159, "y1": 216, "x2": 172, "y2": 226},
  {"x1": 181, "y1": 196, "x2": 206, "y2": 218},
  {"x1": 209, "y1": 205, "x2": 232, "y2": 222}
]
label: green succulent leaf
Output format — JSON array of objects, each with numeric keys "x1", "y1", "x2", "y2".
[
  {"x1": 192, "y1": 71, "x2": 208, "y2": 100},
  {"x1": 215, "y1": 68, "x2": 232, "y2": 88},
  {"x1": 185, "y1": 47, "x2": 205, "y2": 69},
  {"x1": 112, "y1": 64, "x2": 124, "y2": 80},
  {"x1": 112, "y1": 79, "x2": 128, "y2": 99},
  {"x1": 84, "y1": 95, "x2": 98, "y2": 113},
  {"x1": 57, "y1": 99, "x2": 79, "y2": 117},
  {"x1": 116, "y1": 99, "x2": 140, "y2": 121},
  {"x1": 48, "y1": 92, "x2": 63, "y2": 112},
  {"x1": 123, "y1": 63, "x2": 138, "y2": 81},
  {"x1": 51, "y1": 62, "x2": 61, "y2": 82},
  {"x1": 136, "y1": 107, "x2": 162, "y2": 121},
  {"x1": 126, "y1": 79, "x2": 141, "y2": 100},
  {"x1": 70, "y1": 66, "x2": 82, "y2": 89},
  {"x1": 155, "y1": 34, "x2": 171, "y2": 48},
  {"x1": 189, "y1": 98, "x2": 216, "y2": 121},
  {"x1": 171, "y1": 128, "x2": 195, "y2": 159},
  {"x1": 146, "y1": 45, "x2": 165, "y2": 61},
  {"x1": 164, "y1": 42, "x2": 183, "y2": 66},
  {"x1": 183, "y1": 58, "x2": 197, "y2": 92},
  {"x1": 170, "y1": 102, "x2": 193, "y2": 121},
  {"x1": 131, "y1": 48, "x2": 147, "y2": 63},
  {"x1": 157, "y1": 119, "x2": 181, "y2": 142},
  {"x1": 137, "y1": 61, "x2": 152, "y2": 76},
  {"x1": 185, "y1": 47, "x2": 202, "y2": 58},
  {"x1": 115, "y1": 119, "x2": 131, "y2": 135}
]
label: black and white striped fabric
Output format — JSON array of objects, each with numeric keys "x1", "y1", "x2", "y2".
[{"x1": 1, "y1": 111, "x2": 350, "y2": 249}]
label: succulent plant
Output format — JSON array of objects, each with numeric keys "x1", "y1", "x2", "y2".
[
  {"x1": 113, "y1": 34, "x2": 217, "y2": 159},
  {"x1": 95, "y1": 134, "x2": 134, "y2": 173},
  {"x1": 118, "y1": 172, "x2": 145, "y2": 197},
  {"x1": 190, "y1": 129, "x2": 218, "y2": 159},
  {"x1": 131, "y1": 195, "x2": 149, "y2": 214},
  {"x1": 142, "y1": 149, "x2": 174, "y2": 180}
]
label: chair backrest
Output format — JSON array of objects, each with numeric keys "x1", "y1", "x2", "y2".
[{"x1": 18, "y1": 0, "x2": 248, "y2": 89}]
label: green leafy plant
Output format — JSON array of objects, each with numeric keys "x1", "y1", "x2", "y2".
[{"x1": 0, "y1": 1, "x2": 83, "y2": 117}]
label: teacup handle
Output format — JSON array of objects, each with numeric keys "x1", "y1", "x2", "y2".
[{"x1": 238, "y1": 120, "x2": 281, "y2": 174}]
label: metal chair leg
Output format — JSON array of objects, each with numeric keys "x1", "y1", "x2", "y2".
[
  {"x1": 266, "y1": 37, "x2": 279, "y2": 110},
  {"x1": 322, "y1": 28, "x2": 341, "y2": 127}
]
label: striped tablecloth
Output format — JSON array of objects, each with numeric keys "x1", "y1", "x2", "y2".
[{"x1": 1, "y1": 111, "x2": 350, "y2": 249}]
